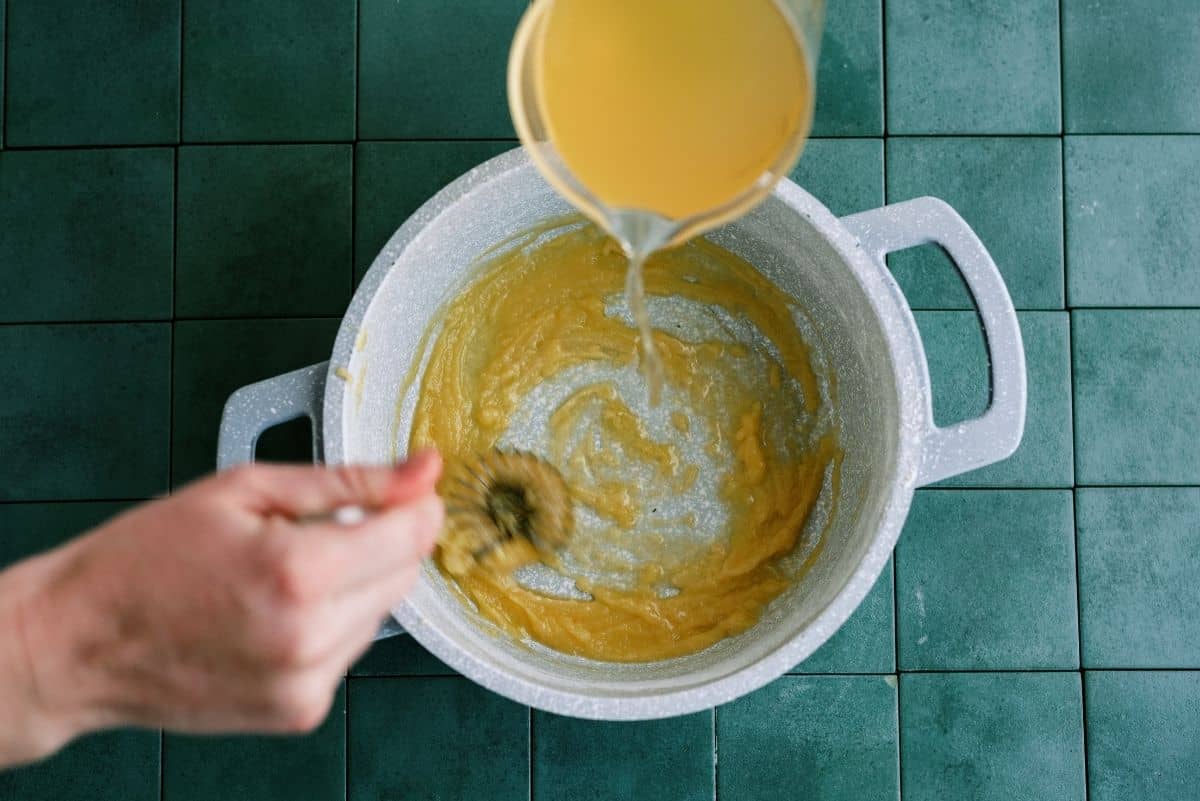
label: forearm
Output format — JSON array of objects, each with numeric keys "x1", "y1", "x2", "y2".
[{"x1": 0, "y1": 545, "x2": 107, "y2": 768}]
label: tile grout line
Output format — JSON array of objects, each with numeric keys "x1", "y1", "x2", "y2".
[
  {"x1": 1067, "y1": 148, "x2": 1091, "y2": 801},
  {"x1": 5, "y1": 133, "x2": 1199, "y2": 155},
  {"x1": 3, "y1": 0, "x2": 9, "y2": 147},
  {"x1": 880, "y1": 0, "x2": 888, "y2": 139},
  {"x1": 351, "y1": 0, "x2": 361, "y2": 292},
  {"x1": 0, "y1": 137, "x2": 524, "y2": 153},
  {"x1": 0, "y1": 315, "x2": 348, "y2": 327},
  {"x1": 711, "y1": 706, "x2": 718, "y2": 801},
  {"x1": 163, "y1": 6, "x2": 181, "y2": 788},
  {"x1": 355, "y1": 0, "x2": 361, "y2": 144},
  {"x1": 1058, "y1": 0, "x2": 1066, "y2": 136},
  {"x1": 1058, "y1": 0, "x2": 1070, "y2": 311},
  {"x1": 1072, "y1": 489, "x2": 1092, "y2": 801},
  {"x1": 178, "y1": 0, "x2": 185, "y2": 145},
  {"x1": 159, "y1": 729, "x2": 165, "y2": 801},
  {"x1": 350, "y1": 141, "x2": 357, "y2": 298},
  {"x1": 527, "y1": 706, "x2": 534, "y2": 801}
]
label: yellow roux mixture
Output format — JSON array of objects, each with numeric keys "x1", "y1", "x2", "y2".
[{"x1": 406, "y1": 222, "x2": 841, "y2": 662}]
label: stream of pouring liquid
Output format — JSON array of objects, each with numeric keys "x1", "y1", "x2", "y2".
[
  {"x1": 624, "y1": 248, "x2": 664, "y2": 405},
  {"x1": 531, "y1": 0, "x2": 814, "y2": 404}
]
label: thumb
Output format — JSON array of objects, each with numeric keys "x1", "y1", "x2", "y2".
[{"x1": 231, "y1": 450, "x2": 442, "y2": 519}]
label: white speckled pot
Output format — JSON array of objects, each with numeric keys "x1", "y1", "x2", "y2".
[{"x1": 218, "y1": 147, "x2": 1025, "y2": 720}]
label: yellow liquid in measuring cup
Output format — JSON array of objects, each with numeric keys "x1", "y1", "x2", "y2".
[{"x1": 534, "y1": 0, "x2": 814, "y2": 221}]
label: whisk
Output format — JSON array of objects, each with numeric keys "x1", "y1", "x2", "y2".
[{"x1": 438, "y1": 449, "x2": 574, "y2": 576}]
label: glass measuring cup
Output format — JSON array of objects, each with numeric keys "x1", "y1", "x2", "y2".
[
  {"x1": 508, "y1": 0, "x2": 825, "y2": 256},
  {"x1": 508, "y1": 0, "x2": 825, "y2": 401}
]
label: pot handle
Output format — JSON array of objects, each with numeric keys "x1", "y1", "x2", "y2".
[
  {"x1": 840, "y1": 197, "x2": 1027, "y2": 486},
  {"x1": 217, "y1": 362, "x2": 329, "y2": 470},
  {"x1": 217, "y1": 362, "x2": 407, "y2": 642}
]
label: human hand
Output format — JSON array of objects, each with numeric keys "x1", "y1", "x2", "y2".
[{"x1": 0, "y1": 453, "x2": 443, "y2": 765}]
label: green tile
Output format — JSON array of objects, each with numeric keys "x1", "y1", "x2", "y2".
[
  {"x1": 1063, "y1": 1, "x2": 1200, "y2": 133},
  {"x1": 0, "y1": 502, "x2": 129, "y2": 569},
  {"x1": 793, "y1": 558, "x2": 895, "y2": 674},
  {"x1": 0, "y1": 149, "x2": 174, "y2": 322},
  {"x1": 896, "y1": 491, "x2": 1078, "y2": 670},
  {"x1": 0, "y1": 325, "x2": 170, "y2": 501},
  {"x1": 1066, "y1": 136, "x2": 1200, "y2": 307},
  {"x1": 718, "y1": 675, "x2": 899, "y2": 801},
  {"x1": 810, "y1": 0, "x2": 883, "y2": 137},
  {"x1": 0, "y1": 729, "x2": 159, "y2": 801},
  {"x1": 348, "y1": 677, "x2": 527, "y2": 801},
  {"x1": 885, "y1": 0, "x2": 1061, "y2": 134},
  {"x1": 1085, "y1": 671, "x2": 1200, "y2": 801},
  {"x1": 358, "y1": 0, "x2": 525, "y2": 139},
  {"x1": 182, "y1": 0, "x2": 355, "y2": 141},
  {"x1": 1077, "y1": 489, "x2": 1200, "y2": 668},
  {"x1": 172, "y1": 318, "x2": 339, "y2": 486},
  {"x1": 176, "y1": 145, "x2": 352, "y2": 318},
  {"x1": 1073, "y1": 310, "x2": 1200, "y2": 484},
  {"x1": 165, "y1": 683, "x2": 345, "y2": 801},
  {"x1": 5, "y1": 0, "x2": 179, "y2": 146},
  {"x1": 886, "y1": 137, "x2": 1064, "y2": 309},
  {"x1": 351, "y1": 635, "x2": 457, "y2": 676},
  {"x1": 789, "y1": 138, "x2": 884, "y2": 218},
  {"x1": 916, "y1": 311, "x2": 1074, "y2": 488},
  {"x1": 900, "y1": 672, "x2": 1085, "y2": 801},
  {"x1": 355, "y1": 141, "x2": 514, "y2": 280},
  {"x1": 533, "y1": 711, "x2": 710, "y2": 801}
]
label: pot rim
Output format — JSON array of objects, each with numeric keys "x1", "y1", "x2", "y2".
[{"x1": 325, "y1": 147, "x2": 927, "y2": 720}]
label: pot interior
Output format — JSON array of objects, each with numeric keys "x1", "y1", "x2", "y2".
[{"x1": 334, "y1": 153, "x2": 901, "y2": 700}]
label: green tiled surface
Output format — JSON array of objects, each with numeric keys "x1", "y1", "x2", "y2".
[
  {"x1": 4, "y1": 5, "x2": 1200, "y2": 800},
  {"x1": 358, "y1": 0, "x2": 524, "y2": 139},
  {"x1": 718, "y1": 675, "x2": 899, "y2": 801},
  {"x1": 351, "y1": 634, "x2": 457, "y2": 677},
  {"x1": 0, "y1": 729, "x2": 160, "y2": 801},
  {"x1": 348, "y1": 677, "x2": 527, "y2": 801},
  {"x1": 789, "y1": 138, "x2": 884, "y2": 218},
  {"x1": 896, "y1": 491, "x2": 1079, "y2": 670},
  {"x1": 355, "y1": 140, "x2": 515, "y2": 280},
  {"x1": 1072, "y1": 310, "x2": 1200, "y2": 485},
  {"x1": 885, "y1": 0, "x2": 1061, "y2": 134},
  {"x1": 1066, "y1": 136, "x2": 1200, "y2": 307},
  {"x1": 810, "y1": 0, "x2": 883, "y2": 137},
  {"x1": 1085, "y1": 671, "x2": 1200, "y2": 801},
  {"x1": 172, "y1": 318, "x2": 339, "y2": 486},
  {"x1": 0, "y1": 149, "x2": 175, "y2": 322},
  {"x1": 176, "y1": 145, "x2": 352, "y2": 318},
  {"x1": 182, "y1": 0, "x2": 356, "y2": 142},
  {"x1": 0, "y1": 501, "x2": 130, "y2": 567},
  {"x1": 533, "y1": 712, "x2": 711, "y2": 801},
  {"x1": 1063, "y1": 0, "x2": 1200, "y2": 134},
  {"x1": 916, "y1": 311, "x2": 1074, "y2": 488},
  {"x1": 1076, "y1": 489, "x2": 1200, "y2": 668},
  {"x1": 6, "y1": 0, "x2": 180, "y2": 146},
  {"x1": 0, "y1": 324, "x2": 170, "y2": 501},
  {"x1": 164, "y1": 684, "x2": 346, "y2": 801},
  {"x1": 900, "y1": 672, "x2": 1086, "y2": 801},
  {"x1": 887, "y1": 137, "x2": 1064, "y2": 309}
]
